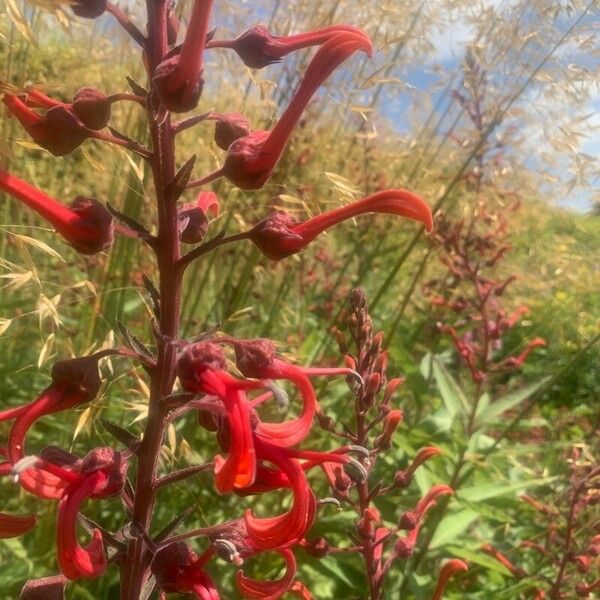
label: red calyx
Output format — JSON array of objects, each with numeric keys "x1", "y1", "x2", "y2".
[
  {"x1": 177, "y1": 342, "x2": 228, "y2": 392},
  {"x1": 212, "y1": 112, "x2": 251, "y2": 150},
  {"x1": 71, "y1": 0, "x2": 107, "y2": 18},
  {"x1": 72, "y1": 87, "x2": 111, "y2": 130}
]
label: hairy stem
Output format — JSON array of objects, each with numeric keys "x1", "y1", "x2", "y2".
[{"x1": 120, "y1": 2, "x2": 183, "y2": 597}]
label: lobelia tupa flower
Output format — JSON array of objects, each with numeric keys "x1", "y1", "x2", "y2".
[
  {"x1": 191, "y1": 28, "x2": 373, "y2": 190},
  {"x1": 0, "y1": 2, "x2": 473, "y2": 599},
  {"x1": 239, "y1": 189, "x2": 433, "y2": 260},
  {"x1": 0, "y1": 170, "x2": 114, "y2": 254}
]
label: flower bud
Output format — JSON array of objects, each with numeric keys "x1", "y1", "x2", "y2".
[
  {"x1": 51, "y1": 355, "x2": 102, "y2": 403},
  {"x1": 213, "y1": 113, "x2": 251, "y2": 150},
  {"x1": 72, "y1": 87, "x2": 111, "y2": 130},
  {"x1": 303, "y1": 536, "x2": 330, "y2": 558},
  {"x1": 394, "y1": 536, "x2": 415, "y2": 559},
  {"x1": 399, "y1": 511, "x2": 418, "y2": 531},
  {"x1": 19, "y1": 575, "x2": 67, "y2": 600},
  {"x1": 71, "y1": 0, "x2": 106, "y2": 18},
  {"x1": 177, "y1": 342, "x2": 228, "y2": 391},
  {"x1": 232, "y1": 338, "x2": 277, "y2": 378},
  {"x1": 374, "y1": 409, "x2": 403, "y2": 450},
  {"x1": 178, "y1": 205, "x2": 209, "y2": 244}
]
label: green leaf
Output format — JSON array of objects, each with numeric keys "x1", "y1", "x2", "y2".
[
  {"x1": 457, "y1": 477, "x2": 557, "y2": 502},
  {"x1": 475, "y1": 377, "x2": 551, "y2": 428},
  {"x1": 446, "y1": 545, "x2": 513, "y2": 576},
  {"x1": 430, "y1": 509, "x2": 479, "y2": 548},
  {"x1": 429, "y1": 355, "x2": 470, "y2": 419}
]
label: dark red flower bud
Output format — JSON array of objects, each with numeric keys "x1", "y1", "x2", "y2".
[
  {"x1": 394, "y1": 535, "x2": 415, "y2": 559},
  {"x1": 3, "y1": 95, "x2": 88, "y2": 156},
  {"x1": 393, "y1": 470, "x2": 411, "y2": 488},
  {"x1": 71, "y1": 0, "x2": 107, "y2": 18},
  {"x1": 20, "y1": 575, "x2": 67, "y2": 600},
  {"x1": 177, "y1": 342, "x2": 228, "y2": 391},
  {"x1": 51, "y1": 355, "x2": 102, "y2": 403},
  {"x1": 80, "y1": 447, "x2": 127, "y2": 497},
  {"x1": 153, "y1": 0, "x2": 213, "y2": 112},
  {"x1": 151, "y1": 542, "x2": 218, "y2": 597},
  {"x1": 303, "y1": 536, "x2": 330, "y2": 558},
  {"x1": 399, "y1": 511, "x2": 418, "y2": 531},
  {"x1": 153, "y1": 55, "x2": 204, "y2": 113},
  {"x1": 72, "y1": 87, "x2": 110, "y2": 130},
  {"x1": 179, "y1": 205, "x2": 209, "y2": 244},
  {"x1": 231, "y1": 338, "x2": 277, "y2": 378},
  {"x1": 212, "y1": 112, "x2": 251, "y2": 150}
]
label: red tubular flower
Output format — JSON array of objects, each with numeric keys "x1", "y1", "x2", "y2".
[
  {"x1": 394, "y1": 446, "x2": 442, "y2": 487},
  {"x1": 177, "y1": 343, "x2": 261, "y2": 492},
  {"x1": 289, "y1": 581, "x2": 313, "y2": 599},
  {"x1": 208, "y1": 24, "x2": 368, "y2": 69},
  {"x1": 151, "y1": 542, "x2": 219, "y2": 600},
  {"x1": 0, "y1": 512, "x2": 36, "y2": 538},
  {"x1": 3, "y1": 95, "x2": 88, "y2": 156},
  {"x1": 55, "y1": 448, "x2": 127, "y2": 580},
  {"x1": 374, "y1": 409, "x2": 404, "y2": 449},
  {"x1": 230, "y1": 338, "x2": 356, "y2": 447},
  {"x1": 244, "y1": 437, "x2": 316, "y2": 550},
  {"x1": 0, "y1": 170, "x2": 114, "y2": 254},
  {"x1": 480, "y1": 544, "x2": 526, "y2": 578},
  {"x1": 415, "y1": 484, "x2": 453, "y2": 519},
  {"x1": 430, "y1": 559, "x2": 468, "y2": 600},
  {"x1": 501, "y1": 337, "x2": 546, "y2": 369},
  {"x1": 197, "y1": 29, "x2": 372, "y2": 190},
  {"x1": 153, "y1": 0, "x2": 214, "y2": 112},
  {"x1": 236, "y1": 549, "x2": 296, "y2": 600},
  {"x1": 244, "y1": 190, "x2": 433, "y2": 260},
  {"x1": 0, "y1": 355, "x2": 103, "y2": 498}
]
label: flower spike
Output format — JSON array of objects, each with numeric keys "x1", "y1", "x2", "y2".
[
  {"x1": 211, "y1": 30, "x2": 372, "y2": 190},
  {"x1": 245, "y1": 189, "x2": 433, "y2": 260},
  {"x1": 0, "y1": 170, "x2": 114, "y2": 254},
  {"x1": 153, "y1": 0, "x2": 214, "y2": 112},
  {"x1": 208, "y1": 24, "x2": 369, "y2": 70}
]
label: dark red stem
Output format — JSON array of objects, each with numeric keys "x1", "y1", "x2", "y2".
[{"x1": 120, "y1": 2, "x2": 183, "y2": 597}]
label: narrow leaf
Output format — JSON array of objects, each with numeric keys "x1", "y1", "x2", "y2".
[
  {"x1": 117, "y1": 321, "x2": 155, "y2": 361},
  {"x1": 107, "y1": 203, "x2": 152, "y2": 239},
  {"x1": 100, "y1": 418, "x2": 140, "y2": 451},
  {"x1": 126, "y1": 76, "x2": 147, "y2": 97},
  {"x1": 475, "y1": 378, "x2": 551, "y2": 427},
  {"x1": 153, "y1": 506, "x2": 195, "y2": 543},
  {"x1": 165, "y1": 155, "x2": 196, "y2": 200},
  {"x1": 430, "y1": 509, "x2": 479, "y2": 549},
  {"x1": 141, "y1": 275, "x2": 160, "y2": 319},
  {"x1": 431, "y1": 356, "x2": 470, "y2": 419}
]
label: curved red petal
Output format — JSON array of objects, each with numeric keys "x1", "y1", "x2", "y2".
[
  {"x1": 237, "y1": 549, "x2": 296, "y2": 600},
  {"x1": 57, "y1": 473, "x2": 106, "y2": 580},
  {"x1": 0, "y1": 512, "x2": 37, "y2": 538}
]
